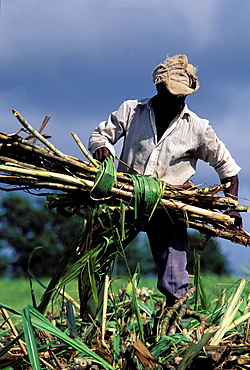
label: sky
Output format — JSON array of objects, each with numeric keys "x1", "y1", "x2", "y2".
[{"x1": 0, "y1": 0, "x2": 250, "y2": 275}]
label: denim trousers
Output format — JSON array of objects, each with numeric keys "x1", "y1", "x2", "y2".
[{"x1": 144, "y1": 210, "x2": 190, "y2": 302}]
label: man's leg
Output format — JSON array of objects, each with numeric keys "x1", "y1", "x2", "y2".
[{"x1": 145, "y1": 211, "x2": 189, "y2": 303}]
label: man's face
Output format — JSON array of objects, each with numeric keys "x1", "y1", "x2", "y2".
[{"x1": 156, "y1": 83, "x2": 186, "y2": 109}]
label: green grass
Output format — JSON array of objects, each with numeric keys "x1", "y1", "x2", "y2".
[
  {"x1": 0, "y1": 274, "x2": 247, "y2": 313},
  {"x1": 198, "y1": 273, "x2": 250, "y2": 298},
  {"x1": 0, "y1": 278, "x2": 79, "y2": 312}
]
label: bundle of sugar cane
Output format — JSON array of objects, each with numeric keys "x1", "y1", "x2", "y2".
[{"x1": 0, "y1": 109, "x2": 250, "y2": 247}]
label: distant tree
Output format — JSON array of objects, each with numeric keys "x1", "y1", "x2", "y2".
[
  {"x1": 187, "y1": 231, "x2": 230, "y2": 275},
  {"x1": 0, "y1": 193, "x2": 82, "y2": 278},
  {"x1": 115, "y1": 232, "x2": 156, "y2": 277},
  {"x1": 0, "y1": 193, "x2": 230, "y2": 279}
]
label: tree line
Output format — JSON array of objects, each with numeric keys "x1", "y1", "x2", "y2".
[{"x1": 0, "y1": 193, "x2": 229, "y2": 279}]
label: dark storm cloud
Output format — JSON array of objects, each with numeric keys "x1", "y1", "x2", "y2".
[{"x1": 0, "y1": 0, "x2": 249, "y2": 273}]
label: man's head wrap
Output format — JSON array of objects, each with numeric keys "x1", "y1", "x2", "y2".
[{"x1": 152, "y1": 54, "x2": 200, "y2": 96}]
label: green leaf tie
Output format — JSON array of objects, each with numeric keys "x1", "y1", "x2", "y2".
[
  {"x1": 128, "y1": 174, "x2": 165, "y2": 220},
  {"x1": 90, "y1": 157, "x2": 116, "y2": 200}
]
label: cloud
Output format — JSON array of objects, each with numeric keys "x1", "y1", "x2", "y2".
[
  {"x1": 0, "y1": 0, "x2": 250, "y2": 274},
  {"x1": 2, "y1": 0, "x2": 248, "y2": 67}
]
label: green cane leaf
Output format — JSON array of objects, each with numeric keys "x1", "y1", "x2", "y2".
[{"x1": 21, "y1": 306, "x2": 42, "y2": 370}]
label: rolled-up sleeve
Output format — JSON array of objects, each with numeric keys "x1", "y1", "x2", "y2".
[
  {"x1": 88, "y1": 101, "x2": 131, "y2": 157},
  {"x1": 196, "y1": 122, "x2": 241, "y2": 179}
]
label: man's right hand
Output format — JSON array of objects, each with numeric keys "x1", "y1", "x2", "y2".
[{"x1": 93, "y1": 147, "x2": 111, "y2": 162}]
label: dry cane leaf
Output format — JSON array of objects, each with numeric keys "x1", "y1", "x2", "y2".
[{"x1": 133, "y1": 339, "x2": 157, "y2": 368}]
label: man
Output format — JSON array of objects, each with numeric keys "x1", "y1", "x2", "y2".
[{"x1": 88, "y1": 54, "x2": 242, "y2": 305}]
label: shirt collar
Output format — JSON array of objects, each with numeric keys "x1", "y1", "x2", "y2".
[{"x1": 179, "y1": 104, "x2": 191, "y2": 118}]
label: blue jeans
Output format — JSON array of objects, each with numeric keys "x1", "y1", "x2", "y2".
[{"x1": 144, "y1": 210, "x2": 189, "y2": 301}]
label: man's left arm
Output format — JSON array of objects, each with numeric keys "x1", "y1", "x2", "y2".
[{"x1": 195, "y1": 123, "x2": 242, "y2": 227}]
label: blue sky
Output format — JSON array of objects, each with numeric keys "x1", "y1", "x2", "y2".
[{"x1": 0, "y1": 0, "x2": 250, "y2": 274}]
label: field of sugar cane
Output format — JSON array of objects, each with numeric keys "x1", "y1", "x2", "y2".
[
  {"x1": 1, "y1": 272, "x2": 250, "y2": 369},
  {"x1": 1, "y1": 110, "x2": 250, "y2": 369}
]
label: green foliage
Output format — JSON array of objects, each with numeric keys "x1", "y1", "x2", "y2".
[
  {"x1": 0, "y1": 277, "x2": 78, "y2": 312},
  {"x1": 0, "y1": 303, "x2": 114, "y2": 370},
  {"x1": 0, "y1": 193, "x2": 229, "y2": 281},
  {"x1": 115, "y1": 232, "x2": 155, "y2": 277},
  {"x1": 1, "y1": 274, "x2": 249, "y2": 370},
  {"x1": 116, "y1": 231, "x2": 230, "y2": 277},
  {"x1": 0, "y1": 193, "x2": 83, "y2": 278},
  {"x1": 21, "y1": 306, "x2": 42, "y2": 370},
  {"x1": 187, "y1": 232, "x2": 230, "y2": 275}
]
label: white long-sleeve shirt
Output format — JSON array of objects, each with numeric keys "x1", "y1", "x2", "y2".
[{"x1": 88, "y1": 98, "x2": 241, "y2": 185}]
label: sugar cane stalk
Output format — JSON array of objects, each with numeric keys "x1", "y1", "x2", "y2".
[
  {"x1": 160, "y1": 198, "x2": 235, "y2": 224},
  {"x1": 210, "y1": 279, "x2": 246, "y2": 345},
  {"x1": 12, "y1": 109, "x2": 68, "y2": 159},
  {"x1": 71, "y1": 132, "x2": 99, "y2": 168},
  {"x1": 160, "y1": 285, "x2": 196, "y2": 337}
]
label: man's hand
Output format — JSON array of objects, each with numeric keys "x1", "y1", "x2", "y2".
[
  {"x1": 93, "y1": 147, "x2": 111, "y2": 162},
  {"x1": 221, "y1": 175, "x2": 243, "y2": 228},
  {"x1": 227, "y1": 210, "x2": 243, "y2": 228}
]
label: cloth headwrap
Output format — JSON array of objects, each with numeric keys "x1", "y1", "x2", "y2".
[{"x1": 152, "y1": 54, "x2": 200, "y2": 95}]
